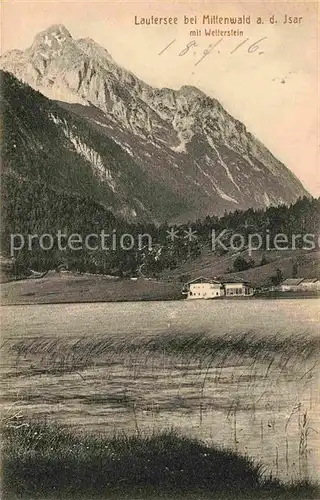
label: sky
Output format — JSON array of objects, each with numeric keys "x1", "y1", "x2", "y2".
[{"x1": 1, "y1": 0, "x2": 319, "y2": 196}]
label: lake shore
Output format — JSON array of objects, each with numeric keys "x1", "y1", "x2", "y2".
[
  {"x1": 2, "y1": 271, "x2": 319, "y2": 306},
  {"x1": 3, "y1": 420, "x2": 318, "y2": 500}
]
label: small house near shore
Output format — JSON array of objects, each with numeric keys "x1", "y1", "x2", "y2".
[
  {"x1": 223, "y1": 280, "x2": 254, "y2": 297},
  {"x1": 279, "y1": 278, "x2": 304, "y2": 292},
  {"x1": 183, "y1": 277, "x2": 254, "y2": 300},
  {"x1": 299, "y1": 279, "x2": 320, "y2": 291},
  {"x1": 279, "y1": 278, "x2": 320, "y2": 292}
]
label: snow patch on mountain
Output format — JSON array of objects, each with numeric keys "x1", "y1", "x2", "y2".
[
  {"x1": 171, "y1": 139, "x2": 187, "y2": 153},
  {"x1": 195, "y1": 162, "x2": 238, "y2": 203},
  {"x1": 112, "y1": 137, "x2": 134, "y2": 157},
  {"x1": 195, "y1": 162, "x2": 217, "y2": 193},
  {"x1": 206, "y1": 135, "x2": 241, "y2": 192},
  {"x1": 49, "y1": 112, "x2": 116, "y2": 190},
  {"x1": 216, "y1": 186, "x2": 238, "y2": 204},
  {"x1": 263, "y1": 191, "x2": 271, "y2": 206}
]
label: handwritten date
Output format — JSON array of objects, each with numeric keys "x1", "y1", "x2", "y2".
[{"x1": 158, "y1": 37, "x2": 267, "y2": 68}]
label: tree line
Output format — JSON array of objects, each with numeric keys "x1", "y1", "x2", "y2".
[{"x1": 1, "y1": 170, "x2": 319, "y2": 279}]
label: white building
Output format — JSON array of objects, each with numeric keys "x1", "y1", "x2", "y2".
[
  {"x1": 223, "y1": 281, "x2": 254, "y2": 297},
  {"x1": 183, "y1": 277, "x2": 254, "y2": 299},
  {"x1": 298, "y1": 278, "x2": 320, "y2": 292},
  {"x1": 280, "y1": 278, "x2": 320, "y2": 292},
  {"x1": 184, "y1": 277, "x2": 224, "y2": 300},
  {"x1": 279, "y1": 278, "x2": 304, "y2": 292}
]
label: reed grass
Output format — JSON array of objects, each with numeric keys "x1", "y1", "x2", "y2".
[
  {"x1": 6, "y1": 330, "x2": 319, "y2": 377},
  {"x1": 2, "y1": 329, "x2": 319, "y2": 495}
]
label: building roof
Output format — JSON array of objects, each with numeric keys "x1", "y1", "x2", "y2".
[
  {"x1": 220, "y1": 277, "x2": 251, "y2": 285},
  {"x1": 186, "y1": 277, "x2": 221, "y2": 285},
  {"x1": 281, "y1": 278, "x2": 304, "y2": 286},
  {"x1": 185, "y1": 276, "x2": 252, "y2": 286},
  {"x1": 299, "y1": 278, "x2": 319, "y2": 284}
]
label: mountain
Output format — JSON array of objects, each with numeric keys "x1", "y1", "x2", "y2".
[
  {"x1": 1, "y1": 70, "x2": 186, "y2": 222},
  {"x1": 0, "y1": 24, "x2": 309, "y2": 222}
]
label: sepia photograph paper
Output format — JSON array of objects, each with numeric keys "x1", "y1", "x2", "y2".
[{"x1": 0, "y1": 0, "x2": 319, "y2": 498}]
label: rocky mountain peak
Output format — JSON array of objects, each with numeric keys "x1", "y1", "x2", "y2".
[
  {"x1": 32, "y1": 24, "x2": 72, "y2": 49},
  {"x1": 27, "y1": 24, "x2": 74, "y2": 70},
  {"x1": 76, "y1": 37, "x2": 114, "y2": 68},
  {"x1": 178, "y1": 85, "x2": 206, "y2": 98}
]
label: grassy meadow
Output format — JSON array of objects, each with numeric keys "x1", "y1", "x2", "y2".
[{"x1": 1, "y1": 273, "x2": 182, "y2": 305}]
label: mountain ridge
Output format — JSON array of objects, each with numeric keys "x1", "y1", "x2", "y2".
[{"x1": 0, "y1": 24, "x2": 309, "y2": 222}]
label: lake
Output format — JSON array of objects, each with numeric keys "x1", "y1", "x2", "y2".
[
  {"x1": 2, "y1": 298, "x2": 319, "y2": 338},
  {"x1": 1, "y1": 299, "x2": 319, "y2": 483}
]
